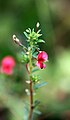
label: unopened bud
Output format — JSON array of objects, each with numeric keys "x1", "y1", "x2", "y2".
[
  {"x1": 25, "y1": 89, "x2": 30, "y2": 95},
  {"x1": 26, "y1": 81, "x2": 30, "y2": 84},
  {"x1": 13, "y1": 35, "x2": 23, "y2": 47},
  {"x1": 36, "y1": 22, "x2": 40, "y2": 28},
  {"x1": 25, "y1": 89, "x2": 29, "y2": 93}
]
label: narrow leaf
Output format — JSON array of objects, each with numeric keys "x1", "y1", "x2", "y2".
[
  {"x1": 34, "y1": 109, "x2": 42, "y2": 115},
  {"x1": 32, "y1": 67, "x2": 39, "y2": 73},
  {"x1": 24, "y1": 32, "x2": 29, "y2": 38},
  {"x1": 32, "y1": 28, "x2": 34, "y2": 32},
  {"x1": 38, "y1": 39, "x2": 45, "y2": 43},
  {"x1": 37, "y1": 34, "x2": 42, "y2": 37},
  {"x1": 28, "y1": 28, "x2": 31, "y2": 33},
  {"x1": 34, "y1": 82, "x2": 48, "y2": 89},
  {"x1": 26, "y1": 29, "x2": 30, "y2": 33},
  {"x1": 24, "y1": 104, "x2": 29, "y2": 120},
  {"x1": 37, "y1": 29, "x2": 41, "y2": 34},
  {"x1": 34, "y1": 100, "x2": 40, "y2": 108}
]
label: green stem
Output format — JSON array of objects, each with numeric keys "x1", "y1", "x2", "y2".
[{"x1": 28, "y1": 48, "x2": 34, "y2": 120}]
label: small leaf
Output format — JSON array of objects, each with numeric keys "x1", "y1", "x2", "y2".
[
  {"x1": 32, "y1": 28, "x2": 34, "y2": 32},
  {"x1": 34, "y1": 109, "x2": 42, "y2": 115},
  {"x1": 32, "y1": 55, "x2": 37, "y2": 59},
  {"x1": 37, "y1": 29, "x2": 41, "y2": 34},
  {"x1": 33, "y1": 51, "x2": 38, "y2": 55},
  {"x1": 26, "y1": 29, "x2": 30, "y2": 33},
  {"x1": 38, "y1": 39, "x2": 45, "y2": 43},
  {"x1": 24, "y1": 32, "x2": 29, "y2": 38},
  {"x1": 24, "y1": 104, "x2": 29, "y2": 120},
  {"x1": 21, "y1": 52, "x2": 29, "y2": 63},
  {"x1": 28, "y1": 28, "x2": 31, "y2": 33},
  {"x1": 33, "y1": 52, "x2": 38, "y2": 59},
  {"x1": 34, "y1": 82, "x2": 48, "y2": 89},
  {"x1": 34, "y1": 100, "x2": 40, "y2": 108},
  {"x1": 32, "y1": 48, "x2": 35, "y2": 54},
  {"x1": 32, "y1": 67, "x2": 39, "y2": 73},
  {"x1": 37, "y1": 34, "x2": 42, "y2": 37}
]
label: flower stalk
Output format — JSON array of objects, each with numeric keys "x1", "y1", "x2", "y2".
[
  {"x1": 28, "y1": 48, "x2": 34, "y2": 120},
  {"x1": 13, "y1": 23, "x2": 48, "y2": 120}
]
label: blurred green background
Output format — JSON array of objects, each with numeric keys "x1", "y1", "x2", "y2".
[{"x1": 0, "y1": 0, "x2": 70, "y2": 120}]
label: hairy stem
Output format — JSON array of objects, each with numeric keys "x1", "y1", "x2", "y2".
[{"x1": 28, "y1": 48, "x2": 34, "y2": 120}]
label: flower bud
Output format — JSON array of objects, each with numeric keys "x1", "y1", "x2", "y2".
[
  {"x1": 13, "y1": 35, "x2": 23, "y2": 47},
  {"x1": 36, "y1": 22, "x2": 40, "y2": 28}
]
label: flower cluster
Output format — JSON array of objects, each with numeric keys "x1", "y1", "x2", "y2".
[{"x1": 0, "y1": 56, "x2": 16, "y2": 75}]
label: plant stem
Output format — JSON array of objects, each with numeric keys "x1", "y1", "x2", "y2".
[{"x1": 28, "y1": 48, "x2": 34, "y2": 120}]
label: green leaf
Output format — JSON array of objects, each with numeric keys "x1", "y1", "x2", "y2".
[
  {"x1": 37, "y1": 34, "x2": 42, "y2": 37},
  {"x1": 32, "y1": 28, "x2": 34, "y2": 32},
  {"x1": 34, "y1": 82, "x2": 48, "y2": 89},
  {"x1": 32, "y1": 52, "x2": 38, "y2": 59},
  {"x1": 38, "y1": 39, "x2": 45, "y2": 43},
  {"x1": 26, "y1": 29, "x2": 30, "y2": 33},
  {"x1": 37, "y1": 29, "x2": 41, "y2": 34},
  {"x1": 33, "y1": 51, "x2": 38, "y2": 55},
  {"x1": 34, "y1": 109, "x2": 42, "y2": 115},
  {"x1": 32, "y1": 48, "x2": 35, "y2": 54},
  {"x1": 17, "y1": 52, "x2": 29, "y2": 63},
  {"x1": 24, "y1": 32, "x2": 29, "y2": 38},
  {"x1": 28, "y1": 28, "x2": 31, "y2": 33},
  {"x1": 32, "y1": 67, "x2": 39, "y2": 73},
  {"x1": 23, "y1": 104, "x2": 29, "y2": 120},
  {"x1": 34, "y1": 100, "x2": 40, "y2": 108}
]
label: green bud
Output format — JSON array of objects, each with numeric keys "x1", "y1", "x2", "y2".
[
  {"x1": 31, "y1": 75, "x2": 40, "y2": 83},
  {"x1": 17, "y1": 52, "x2": 29, "y2": 63},
  {"x1": 22, "y1": 54, "x2": 29, "y2": 63}
]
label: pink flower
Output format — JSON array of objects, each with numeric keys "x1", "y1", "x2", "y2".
[
  {"x1": 1, "y1": 56, "x2": 16, "y2": 75},
  {"x1": 36, "y1": 51, "x2": 48, "y2": 69}
]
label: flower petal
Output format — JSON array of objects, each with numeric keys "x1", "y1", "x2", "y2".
[
  {"x1": 38, "y1": 51, "x2": 48, "y2": 62},
  {"x1": 36, "y1": 62, "x2": 46, "y2": 69},
  {"x1": 1, "y1": 56, "x2": 16, "y2": 75}
]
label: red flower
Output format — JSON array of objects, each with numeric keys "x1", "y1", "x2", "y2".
[
  {"x1": 1, "y1": 56, "x2": 16, "y2": 75},
  {"x1": 36, "y1": 51, "x2": 48, "y2": 69}
]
